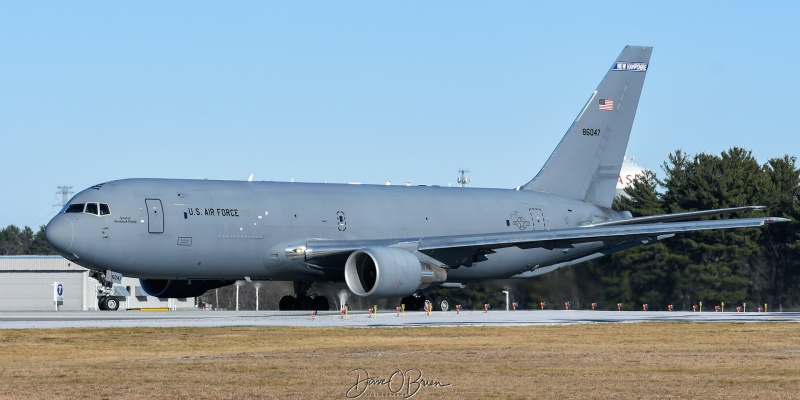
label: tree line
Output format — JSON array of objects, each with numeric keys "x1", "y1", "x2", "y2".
[
  {"x1": 483, "y1": 147, "x2": 800, "y2": 311},
  {"x1": 596, "y1": 147, "x2": 800, "y2": 310},
  {"x1": 4, "y1": 147, "x2": 799, "y2": 310},
  {"x1": 0, "y1": 225, "x2": 54, "y2": 256}
]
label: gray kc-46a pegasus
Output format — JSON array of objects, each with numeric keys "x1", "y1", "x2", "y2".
[{"x1": 45, "y1": 45, "x2": 788, "y2": 311}]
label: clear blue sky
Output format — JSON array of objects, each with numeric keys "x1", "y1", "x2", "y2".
[{"x1": 2, "y1": 2, "x2": 797, "y2": 229}]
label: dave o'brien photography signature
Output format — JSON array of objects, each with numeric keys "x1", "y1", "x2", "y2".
[{"x1": 345, "y1": 368, "x2": 451, "y2": 398}]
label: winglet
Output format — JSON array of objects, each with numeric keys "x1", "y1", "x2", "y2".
[
  {"x1": 520, "y1": 45, "x2": 652, "y2": 208},
  {"x1": 765, "y1": 217, "x2": 792, "y2": 224}
]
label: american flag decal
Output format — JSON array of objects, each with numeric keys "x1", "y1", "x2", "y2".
[{"x1": 599, "y1": 99, "x2": 614, "y2": 111}]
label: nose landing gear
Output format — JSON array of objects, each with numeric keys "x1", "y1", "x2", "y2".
[
  {"x1": 98, "y1": 295, "x2": 119, "y2": 311},
  {"x1": 90, "y1": 270, "x2": 121, "y2": 311}
]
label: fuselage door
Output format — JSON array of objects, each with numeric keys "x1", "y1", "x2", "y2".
[{"x1": 145, "y1": 199, "x2": 164, "y2": 234}]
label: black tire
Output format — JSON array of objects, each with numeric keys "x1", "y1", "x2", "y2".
[
  {"x1": 279, "y1": 295, "x2": 296, "y2": 311},
  {"x1": 434, "y1": 296, "x2": 452, "y2": 312},
  {"x1": 296, "y1": 295, "x2": 314, "y2": 310},
  {"x1": 400, "y1": 295, "x2": 427, "y2": 311},
  {"x1": 312, "y1": 296, "x2": 330, "y2": 311},
  {"x1": 400, "y1": 296, "x2": 413, "y2": 310},
  {"x1": 98, "y1": 296, "x2": 108, "y2": 311},
  {"x1": 414, "y1": 295, "x2": 427, "y2": 311},
  {"x1": 105, "y1": 297, "x2": 119, "y2": 311}
]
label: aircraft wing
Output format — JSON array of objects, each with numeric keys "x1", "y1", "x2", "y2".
[
  {"x1": 584, "y1": 206, "x2": 767, "y2": 227},
  {"x1": 417, "y1": 217, "x2": 787, "y2": 251},
  {"x1": 291, "y1": 216, "x2": 789, "y2": 266}
]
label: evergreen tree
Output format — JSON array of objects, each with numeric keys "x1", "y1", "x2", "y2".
[
  {"x1": 667, "y1": 148, "x2": 764, "y2": 306},
  {"x1": 759, "y1": 155, "x2": 800, "y2": 305},
  {"x1": 1, "y1": 225, "x2": 24, "y2": 255},
  {"x1": 660, "y1": 149, "x2": 692, "y2": 213},
  {"x1": 599, "y1": 170, "x2": 686, "y2": 309},
  {"x1": 30, "y1": 226, "x2": 55, "y2": 255},
  {"x1": 613, "y1": 170, "x2": 663, "y2": 217},
  {"x1": 0, "y1": 225, "x2": 55, "y2": 255}
]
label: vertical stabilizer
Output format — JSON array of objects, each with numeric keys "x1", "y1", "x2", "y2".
[{"x1": 520, "y1": 45, "x2": 652, "y2": 208}]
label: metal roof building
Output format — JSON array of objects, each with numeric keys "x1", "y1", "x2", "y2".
[{"x1": 0, "y1": 256, "x2": 195, "y2": 311}]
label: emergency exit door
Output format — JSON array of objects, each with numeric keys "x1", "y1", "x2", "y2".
[{"x1": 145, "y1": 199, "x2": 164, "y2": 233}]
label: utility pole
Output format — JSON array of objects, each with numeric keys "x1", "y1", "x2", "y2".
[
  {"x1": 55, "y1": 186, "x2": 74, "y2": 208},
  {"x1": 457, "y1": 169, "x2": 470, "y2": 187}
]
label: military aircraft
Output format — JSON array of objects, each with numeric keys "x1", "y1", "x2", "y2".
[{"x1": 45, "y1": 45, "x2": 787, "y2": 311}]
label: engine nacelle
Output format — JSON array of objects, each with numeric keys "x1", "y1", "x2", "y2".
[
  {"x1": 139, "y1": 279, "x2": 234, "y2": 298},
  {"x1": 344, "y1": 247, "x2": 447, "y2": 297}
]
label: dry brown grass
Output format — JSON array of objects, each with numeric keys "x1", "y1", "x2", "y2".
[{"x1": 1, "y1": 323, "x2": 799, "y2": 399}]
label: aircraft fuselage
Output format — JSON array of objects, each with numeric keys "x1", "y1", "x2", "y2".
[{"x1": 46, "y1": 178, "x2": 621, "y2": 283}]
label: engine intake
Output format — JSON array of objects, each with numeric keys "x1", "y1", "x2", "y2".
[
  {"x1": 344, "y1": 247, "x2": 447, "y2": 297},
  {"x1": 139, "y1": 279, "x2": 234, "y2": 298}
]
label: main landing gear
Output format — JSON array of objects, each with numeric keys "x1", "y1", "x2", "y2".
[
  {"x1": 90, "y1": 270, "x2": 120, "y2": 311},
  {"x1": 401, "y1": 294, "x2": 453, "y2": 312},
  {"x1": 278, "y1": 281, "x2": 330, "y2": 311}
]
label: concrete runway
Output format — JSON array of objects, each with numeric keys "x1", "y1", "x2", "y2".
[{"x1": 1, "y1": 309, "x2": 798, "y2": 329}]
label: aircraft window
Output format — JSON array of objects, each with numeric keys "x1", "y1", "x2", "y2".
[
  {"x1": 100, "y1": 203, "x2": 111, "y2": 216},
  {"x1": 85, "y1": 203, "x2": 99, "y2": 216},
  {"x1": 65, "y1": 204, "x2": 85, "y2": 213}
]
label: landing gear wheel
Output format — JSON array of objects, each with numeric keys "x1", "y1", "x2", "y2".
[
  {"x1": 434, "y1": 296, "x2": 452, "y2": 312},
  {"x1": 312, "y1": 296, "x2": 329, "y2": 311},
  {"x1": 105, "y1": 297, "x2": 119, "y2": 311},
  {"x1": 415, "y1": 295, "x2": 427, "y2": 311},
  {"x1": 403, "y1": 295, "x2": 426, "y2": 311},
  {"x1": 296, "y1": 295, "x2": 314, "y2": 310},
  {"x1": 400, "y1": 296, "x2": 414, "y2": 310},
  {"x1": 401, "y1": 295, "x2": 422, "y2": 310},
  {"x1": 279, "y1": 295, "x2": 296, "y2": 311},
  {"x1": 98, "y1": 296, "x2": 119, "y2": 311}
]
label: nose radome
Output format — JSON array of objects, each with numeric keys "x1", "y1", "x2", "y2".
[{"x1": 45, "y1": 215, "x2": 74, "y2": 254}]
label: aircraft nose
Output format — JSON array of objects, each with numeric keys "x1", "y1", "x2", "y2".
[{"x1": 45, "y1": 215, "x2": 74, "y2": 254}]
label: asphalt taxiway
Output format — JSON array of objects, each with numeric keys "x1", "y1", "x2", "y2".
[{"x1": 1, "y1": 309, "x2": 798, "y2": 329}]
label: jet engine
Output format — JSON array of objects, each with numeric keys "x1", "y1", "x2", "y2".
[
  {"x1": 139, "y1": 279, "x2": 234, "y2": 298},
  {"x1": 344, "y1": 247, "x2": 447, "y2": 297}
]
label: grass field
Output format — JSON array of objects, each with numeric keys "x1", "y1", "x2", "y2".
[{"x1": 1, "y1": 322, "x2": 799, "y2": 399}]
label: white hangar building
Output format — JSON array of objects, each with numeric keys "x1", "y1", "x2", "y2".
[{"x1": 0, "y1": 256, "x2": 196, "y2": 311}]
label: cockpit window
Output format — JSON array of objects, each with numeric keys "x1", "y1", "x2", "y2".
[
  {"x1": 65, "y1": 204, "x2": 85, "y2": 213},
  {"x1": 85, "y1": 203, "x2": 99, "y2": 215},
  {"x1": 63, "y1": 202, "x2": 111, "y2": 216}
]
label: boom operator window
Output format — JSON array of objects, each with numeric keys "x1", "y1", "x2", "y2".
[{"x1": 64, "y1": 202, "x2": 111, "y2": 216}]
